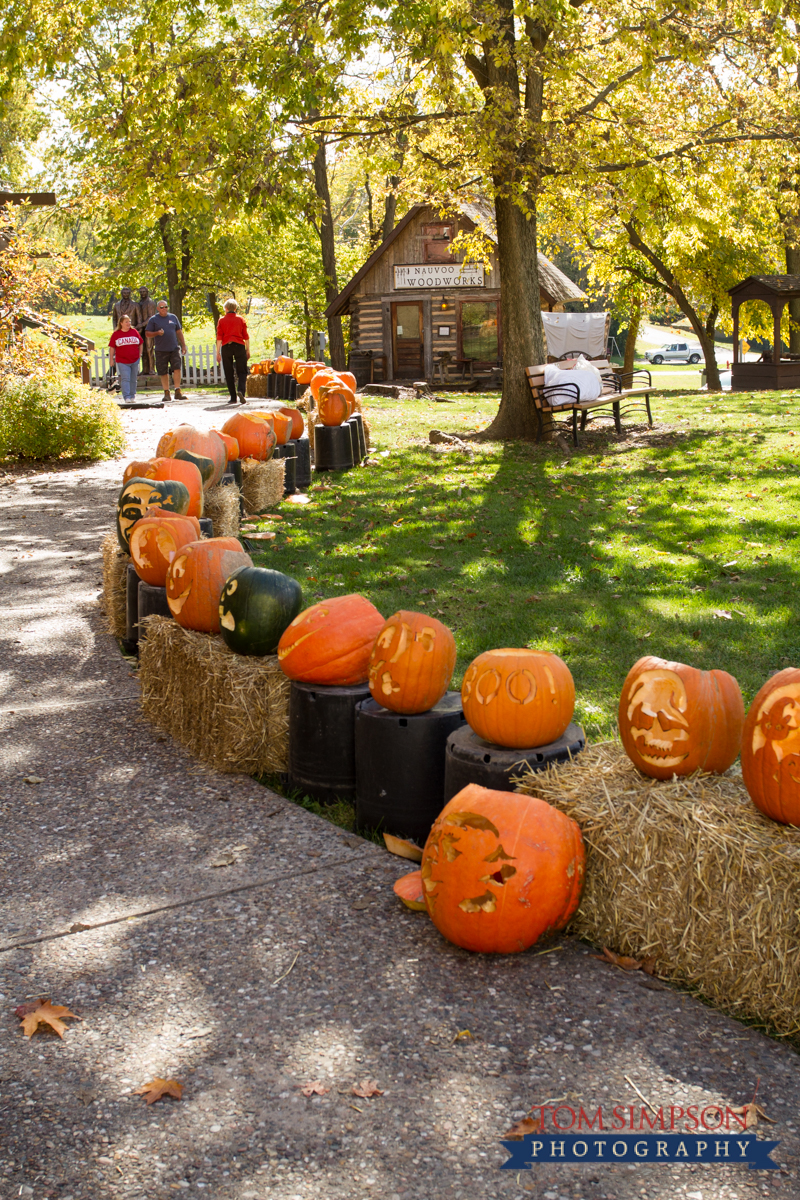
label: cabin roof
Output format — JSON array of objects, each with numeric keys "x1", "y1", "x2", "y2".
[{"x1": 325, "y1": 201, "x2": 586, "y2": 317}]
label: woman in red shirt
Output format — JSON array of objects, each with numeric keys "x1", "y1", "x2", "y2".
[
  {"x1": 109, "y1": 315, "x2": 144, "y2": 403},
  {"x1": 215, "y1": 299, "x2": 250, "y2": 404}
]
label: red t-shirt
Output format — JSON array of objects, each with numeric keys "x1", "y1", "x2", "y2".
[
  {"x1": 109, "y1": 328, "x2": 143, "y2": 364},
  {"x1": 216, "y1": 313, "x2": 249, "y2": 345}
]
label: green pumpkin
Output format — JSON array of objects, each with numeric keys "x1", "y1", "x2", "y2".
[
  {"x1": 116, "y1": 477, "x2": 191, "y2": 551},
  {"x1": 175, "y1": 448, "x2": 215, "y2": 487},
  {"x1": 218, "y1": 566, "x2": 303, "y2": 656}
]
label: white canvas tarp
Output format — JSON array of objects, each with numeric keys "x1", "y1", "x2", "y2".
[{"x1": 542, "y1": 312, "x2": 608, "y2": 359}]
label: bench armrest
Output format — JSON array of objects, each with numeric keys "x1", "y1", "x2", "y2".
[
  {"x1": 541, "y1": 380, "x2": 581, "y2": 407},
  {"x1": 616, "y1": 368, "x2": 651, "y2": 387}
]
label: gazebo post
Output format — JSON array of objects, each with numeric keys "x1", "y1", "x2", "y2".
[
  {"x1": 773, "y1": 301, "x2": 783, "y2": 365},
  {"x1": 732, "y1": 303, "x2": 739, "y2": 364}
]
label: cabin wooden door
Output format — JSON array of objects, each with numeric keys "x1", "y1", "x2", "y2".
[{"x1": 392, "y1": 302, "x2": 424, "y2": 378}]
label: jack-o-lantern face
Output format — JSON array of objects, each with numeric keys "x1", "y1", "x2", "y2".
[
  {"x1": 742, "y1": 668, "x2": 800, "y2": 825},
  {"x1": 129, "y1": 514, "x2": 201, "y2": 587},
  {"x1": 618, "y1": 656, "x2": 744, "y2": 780},
  {"x1": 461, "y1": 649, "x2": 574, "y2": 749},
  {"x1": 165, "y1": 538, "x2": 252, "y2": 632},
  {"x1": 116, "y1": 477, "x2": 190, "y2": 552},
  {"x1": 420, "y1": 783, "x2": 585, "y2": 954},
  {"x1": 368, "y1": 610, "x2": 456, "y2": 714}
]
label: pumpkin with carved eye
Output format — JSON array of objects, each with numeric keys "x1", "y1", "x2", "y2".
[
  {"x1": 277, "y1": 594, "x2": 384, "y2": 684},
  {"x1": 294, "y1": 361, "x2": 324, "y2": 385},
  {"x1": 273, "y1": 355, "x2": 295, "y2": 374},
  {"x1": 461, "y1": 649, "x2": 574, "y2": 749},
  {"x1": 219, "y1": 566, "x2": 303, "y2": 656},
  {"x1": 368, "y1": 610, "x2": 456, "y2": 714},
  {"x1": 116, "y1": 477, "x2": 191, "y2": 552},
  {"x1": 618, "y1": 655, "x2": 744, "y2": 780},
  {"x1": 165, "y1": 538, "x2": 252, "y2": 632},
  {"x1": 741, "y1": 667, "x2": 800, "y2": 825},
  {"x1": 420, "y1": 783, "x2": 585, "y2": 954},
  {"x1": 129, "y1": 514, "x2": 202, "y2": 587}
]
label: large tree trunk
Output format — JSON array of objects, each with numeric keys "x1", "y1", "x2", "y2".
[
  {"x1": 623, "y1": 300, "x2": 641, "y2": 376},
  {"x1": 159, "y1": 215, "x2": 190, "y2": 324},
  {"x1": 312, "y1": 137, "x2": 347, "y2": 370},
  {"x1": 787, "y1": 240, "x2": 800, "y2": 354},
  {"x1": 207, "y1": 291, "x2": 221, "y2": 329}
]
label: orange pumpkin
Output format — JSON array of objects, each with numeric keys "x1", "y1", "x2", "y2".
[
  {"x1": 148, "y1": 456, "x2": 204, "y2": 518},
  {"x1": 129, "y1": 514, "x2": 202, "y2": 587},
  {"x1": 123, "y1": 459, "x2": 156, "y2": 485},
  {"x1": 339, "y1": 370, "x2": 357, "y2": 393},
  {"x1": 618, "y1": 655, "x2": 744, "y2": 780},
  {"x1": 318, "y1": 385, "x2": 353, "y2": 427},
  {"x1": 461, "y1": 649, "x2": 574, "y2": 749},
  {"x1": 421, "y1": 784, "x2": 585, "y2": 954},
  {"x1": 274, "y1": 355, "x2": 295, "y2": 375},
  {"x1": 277, "y1": 594, "x2": 385, "y2": 684},
  {"x1": 271, "y1": 411, "x2": 292, "y2": 446},
  {"x1": 741, "y1": 668, "x2": 800, "y2": 825},
  {"x1": 211, "y1": 430, "x2": 240, "y2": 461},
  {"x1": 165, "y1": 538, "x2": 252, "y2": 632},
  {"x1": 368, "y1": 610, "x2": 456, "y2": 714},
  {"x1": 393, "y1": 870, "x2": 426, "y2": 911},
  {"x1": 156, "y1": 425, "x2": 227, "y2": 487},
  {"x1": 279, "y1": 406, "x2": 305, "y2": 440},
  {"x1": 221, "y1": 412, "x2": 276, "y2": 461},
  {"x1": 294, "y1": 361, "x2": 324, "y2": 384},
  {"x1": 309, "y1": 368, "x2": 339, "y2": 401}
]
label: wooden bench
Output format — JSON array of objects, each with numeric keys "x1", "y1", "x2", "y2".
[{"x1": 525, "y1": 360, "x2": 653, "y2": 446}]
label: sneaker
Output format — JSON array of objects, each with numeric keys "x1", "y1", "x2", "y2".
[{"x1": 173, "y1": 388, "x2": 187, "y2": 400}]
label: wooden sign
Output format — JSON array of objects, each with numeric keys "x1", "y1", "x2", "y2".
[{"x1": 394, "y1": 263, "x2": 484, "y2": 289}]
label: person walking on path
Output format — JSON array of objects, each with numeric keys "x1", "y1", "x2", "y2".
[
  {"x1": 216, "y1": 299, "x2": 250, "y2": 404},
  {"x1": 145, "y1": 299, "x2": 188, "y2": 402},
  {"x1": 108, "y1": 315, "x2": 143, "y2": 403}
]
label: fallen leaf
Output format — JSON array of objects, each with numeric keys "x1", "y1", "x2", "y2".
[
  {"x1": 452, "y1": 1029, "x2": 473, "y2": 1043},
  {"x1": 352, "y1": 1079, "x2": 384, "y2": 1098},
  {"x1": 503, "y1": 1116, "x2": 542, "y2": 1140},
  {"x1": 18, "y1": 998, "x2": 80, "y2": 1039},
  {"x1": 593, "y1": 946, "x2": 657, "y2": 977},
  {"x1": 133, "y1": 1079, "x2": 183, "y2": 1104},
  {"x1": 383, "y1": 833, "x2": 423, "y2": 862},
  {"x1": 301, "y1": 1081, "x2": 329, "y2": 1097},
  {"x1": 713, "y1": 609, "x2": 733, "y2": 620},
  {"x1": 208, "y1": 852, "x2": 237, "y2": 868},
  {"x1": 23, "y1": 776, "x2": 44, "y2": 784}
]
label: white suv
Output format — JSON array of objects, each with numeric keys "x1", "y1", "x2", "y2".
[{"x1": 645, "y1": 341, "x2": 702, "y2": 364}]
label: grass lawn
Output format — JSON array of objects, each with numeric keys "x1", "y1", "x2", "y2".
[{"x1": 248, "y1": 384, "x2": 800, "y2": 745}]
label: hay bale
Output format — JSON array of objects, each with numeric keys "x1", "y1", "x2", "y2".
[
  {"x1": 101, "y1": 531, "x2": 129, "y2": 638},
  {"x1": 138, "y1": 616, "x2": 289, "y2": 774},
  {"x1": 204, "y1": 482, "x2": 241, "y2": 536},
  {"x1": 515, "y1": 743, "x2": 800, "y2": 1036},
  {"x1": 240, "y1": 457, "x2": 285, "y2": 514},
  {"x1": 245, "y1": 374, "x2": 271, "y2": 398}
]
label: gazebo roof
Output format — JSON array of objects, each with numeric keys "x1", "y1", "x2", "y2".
[{"x1": 728, "y1": 275, "x2": 800, "y2": 301}]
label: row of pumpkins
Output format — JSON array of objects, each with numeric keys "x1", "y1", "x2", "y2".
[{"x1": 252, "y1": 358, "x2": 362, "y2": 429}]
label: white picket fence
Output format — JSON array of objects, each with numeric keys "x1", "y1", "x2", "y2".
[{"x1": 90, "y1": 343, "x2": 225, "y2": 387}]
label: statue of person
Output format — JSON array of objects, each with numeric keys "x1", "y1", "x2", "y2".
[
  {"x1": 112, "y1": 286, "x2": 141, "y2": 332},
  {"x1": 137, "y1": 286, "x2": 157, "y2": 375}
]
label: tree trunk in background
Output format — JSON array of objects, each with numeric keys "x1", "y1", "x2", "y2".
[
  {"x1": 623, "y1": 300, "x2": 642, "y2": 376},
  {"x1": 207, "y1": 292, "x2": 221, "y2": 330},
  {"x1": 786, "y1": 241, "x2": 800, "y2": 353},
  {"x1": 159, "y1": 215, "x2": 190, "y2": 324},
  {"x1": 303, "y1": 294, "x2": 312, "y2": 359},
  {"x1": 382, "y1": 184, "x2": 398, "y2": 242},
  {"x1": 312, "y1": 137, "x2": 346, "y2": 370}
]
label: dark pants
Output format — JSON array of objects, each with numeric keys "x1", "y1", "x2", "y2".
[{"x1": 221, "y1": 342, "x2": 248, "y2": 402}]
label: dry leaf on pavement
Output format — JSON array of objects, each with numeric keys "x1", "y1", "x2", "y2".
[
  {"x1": 503, "y1": 1116, "x2": 542, "y2": 1140},
  {"x1": 133, "y1": 1079, "x2": 183, "y2": 1105},
  {"x1": 17, "y1": 998, "x2": 80, "y2": 1039},
  {"x1": 383, "y1": 833, "x2": 423, "y2": 862},
  {"x1": 300, "y1": 1081, "x2": 329, "y2": 1097},
  {"x1": 352, "y1": 1079, "x2": 384, "y2": 1098},
  {"x1": 593, "y1": 946, "x2": 657, "y2": 975}
]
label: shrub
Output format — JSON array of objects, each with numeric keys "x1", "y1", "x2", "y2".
[{"x1": 0, "y1": 369, "x2": 126, "y2": 461}]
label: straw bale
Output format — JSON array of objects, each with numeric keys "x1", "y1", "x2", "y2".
[
  {"x1": 138, "y1": 616, "x2": 289, "y2": 774},
  {"x1": 515, "y1": 742, "x2": 800, "y2": 1037},
  {"x1": 245, "y1": 374, "x2": 270, "y2": 398},
  {"x1": 240, "y1": 457, "x2": 285, "y2": 514},
  {"x1": 101, "y1": 531, "x2": 129, "y2": 638},
  {"x1": 204, "y1": 482, "x2": 241, "y2": 536}
]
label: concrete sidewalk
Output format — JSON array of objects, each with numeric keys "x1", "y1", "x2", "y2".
[{"x1": 1, "y1": 391, "x2": 799, "y2": 1200}]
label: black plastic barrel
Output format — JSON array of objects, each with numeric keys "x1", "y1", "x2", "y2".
[
  {"x1": 355, "y1": 692, "x2": 467, "y2": 843},
  {"x1": 288, "y1": 681, "x2": 372, "y2": 803},
  {"x1": 138, "y1": 581, "x2": 171, "y2": 627},
  {"x1": 314, "y1": 423, "x2": 354, "y2": 471},
  {"x1": 443, "y1": 722, "x2": 586, "y2": 804},
  {"x1": 294, "y1": 437, "x2": 311, "y2": 491},
  {"x1": 345, "y1": 418, "x2": 360, "y2": 464},
  {"x1": 267, "y1": 372, "x2": 276, "y2": 399},
  {"x1": 281, "y1": 445, "x2": 297, "y2": 495},
  {"x1": 289, "y1": 376, "x2": 298, "y2": 402},
  {"x1": 199, "y1": 517, "x2": 213, "y2": 536},
  {"x1": 350, "y1": 412, "x2": 367, "y2": 460},
  {"x1": 221, "y1": 470, "x2": 234, "y2": 486},
  {"x1": 124, "y1": 562, "x2": 139, "y2": 654},
  {"x1": 229, "y1": 458, "x2": 243, "y2": 488}
]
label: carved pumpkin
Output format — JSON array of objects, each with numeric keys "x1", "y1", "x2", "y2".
[
  {"x1": 279, "y1": 406, "x2": 305, "y2": 440},
  {"x1": 165, "y1": 538, "x2": 252, "y2": 632},
  {"x1": 129, "y1": 514, "x2": 202, "y2": 586},
  {"x1": 273, "y1": 355, "x2": 295, "y2": 374},
  {"x1": 271, "y1": 411, "x2": 292, "y2": 446},
  {"x1": 421, "y1": 784, "x2": 585, "y2": 954},
  {"x1": 116, "y1": 477, "x2": 191, "y2": 552},
  {"x1": 148, "y1": 456, "x2": 204, "y2": 517},
  {"x1": 741, "y1": 668, "x2": 800, "y2": 825},
  {"x1": 618, "y1": 655, "x2": 744, "y2": 780},
  {"x1": 393, "y1": 870, "x2": 426, "y2": 911},
  {"x1": 123, "y1": 459, "x2": 156, "y2": 485},
  {"x1": 156, "y1": 425, "x2": 227, "y2": 487},
  {"x1": 221, "y1": 412, "x2": 276, "y2": 460},
  {"x1": 309, "y1": 368, "x2": 339, "y2": 402},
  {"x1": 368, "y1": 610, "x2": 456, "y2": 714},
  {"x1": 219, "y1": 566, "x2": 303, "y2": 656},
  {"x1": 318, "y1": 385, "x2": 353, "y2": 427},
  {"x1": 461, "y1": 649, "x2": 574, "y2": 749},
  {"x1": 294, "y1": 361, "x2": 324, "y2": 385},
  {"x1": 211, "y1": 430, "x2": 240, "y2": 461},
  {"x1": 277, "y1": 594, "x2": 385, "y2": 685}
]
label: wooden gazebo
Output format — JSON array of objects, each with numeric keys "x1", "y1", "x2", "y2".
[{"x1": 728, "y1": 275, "x2": 800, "y2": 391}]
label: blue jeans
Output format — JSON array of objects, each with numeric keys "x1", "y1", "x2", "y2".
[{"x1": 117, "y1": 360, "x2": 139, "y2": 401}]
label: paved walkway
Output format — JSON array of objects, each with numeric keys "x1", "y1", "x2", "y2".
[{"x1": 1, "y1": 390, "x2": 799, "y2": 1200}]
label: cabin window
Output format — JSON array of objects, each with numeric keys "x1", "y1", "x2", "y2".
[
  {"x1": 460, "y1": 300, "x2": 500, "y2": 361},
  {"x1": 423, "y1": 223, "x2": 455, "y2": 263}
]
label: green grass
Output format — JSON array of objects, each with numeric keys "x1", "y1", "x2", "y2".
[{"x1": 248, "y1": 384, "x2": 800, "y2": 742}]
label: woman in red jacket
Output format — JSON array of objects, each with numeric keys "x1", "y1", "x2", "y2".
[{"x1": 215, "y1": 299, "x2": 250, "y2": 404}]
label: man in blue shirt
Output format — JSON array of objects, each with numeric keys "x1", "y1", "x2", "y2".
[{"x1": 145, "y1": 300, "x2": 188, "y2": 402}]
